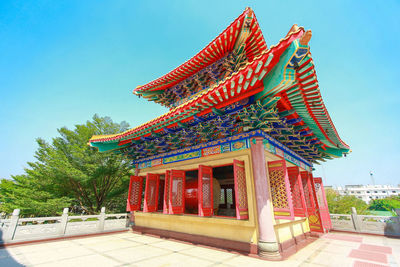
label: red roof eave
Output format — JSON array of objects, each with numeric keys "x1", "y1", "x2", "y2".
[{"x1": 133, "y1": 7, "x2": 267, "y2": 94}]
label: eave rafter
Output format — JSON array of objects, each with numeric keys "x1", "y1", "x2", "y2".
[
  {"x1": 117, "y1": 97, "x2": 324, "y2": 163},
  {"x1": 283, "y1": 53, "x2": 349, "y2": 152}
]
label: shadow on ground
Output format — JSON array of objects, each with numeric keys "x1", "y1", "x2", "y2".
[{"x1": 0, "y1": 230, "x2": 24, "y2": 266}]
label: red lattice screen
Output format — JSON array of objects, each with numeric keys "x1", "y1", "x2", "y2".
[
  {"x1": 169, "y1": 170, "x2": 185, "y2": 214},
  {"x1": 287, "y1": 167, "x2": 307, "y2": 217},
  {"x1": 163, "y1": 170, "x2": 170, "y2": 214},
  {"x1": 144, "y1": 173, "x2": 160, "y2": 212},
  {"x1": 126, "y1": 176, "x2": 143, "y2": 211},
  {"x1": 267, "y1": 160, "x2": 294, "y2": 220},
  {"x1": 198, "y1": 165, "x2": 213, "y2": 217},
  {"x1": 314, "y1": 177, "x2": 332, "y2": 231},
  {"x1": 233, "y1": 159, "x2": 248, "y2": 220},
  {"x1": 300, "y1": 171, "x2": 323, "y2": 232}
]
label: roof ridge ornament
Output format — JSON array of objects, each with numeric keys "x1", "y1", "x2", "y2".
[
  {"x1": 286, "y1": 24, "x2": 300, "y2": 36},
  {"x1": 300, "y1": 30, "x2": 312, "y2": 46}
]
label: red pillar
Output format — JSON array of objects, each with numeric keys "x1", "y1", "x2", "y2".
[{"x1": 250, "y1": 137, "x2": 281, "y2": 259}]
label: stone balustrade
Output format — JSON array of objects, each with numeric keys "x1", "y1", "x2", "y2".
[
  {"x1": 0, "y1": 207, "x2": 129, "y2": 244},
  {"x1": 330, "y1": 207, "x2": 400, "y2": 237}
]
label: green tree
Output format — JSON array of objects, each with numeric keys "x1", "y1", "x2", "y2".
[
  {"x1": 0, "y1": 175, "x2": 71, "y2": 216},
  {"x1": 0, "y1": 115, "x2": 132, "y2": 216},
  {"x1": 368, "y1": 196, "x2": 400, "y2": 211},
  {"x1": 325, "y1": 189, "x2": 369, "y2": 214}
]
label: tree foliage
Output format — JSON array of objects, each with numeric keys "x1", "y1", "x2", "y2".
[
  {"x1": 0, "y1": 115, "x2": 132, "y2": 216},
  {"x1": 325, "y1": 189, "x2": 370, "y2": 214},
  {"x1": 0, "y1": 175, "x2": 71, "y2": 216},
  {"x1": 368, "y1": 196, "x2": 400, "y2": 211}
]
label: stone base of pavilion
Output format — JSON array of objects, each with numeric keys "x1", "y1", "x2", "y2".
[{"x1": 130, "y1": 221, "x2": 318, "y2": 259}]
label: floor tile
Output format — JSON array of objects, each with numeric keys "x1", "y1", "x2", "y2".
[
  {"x1": 88, "y1": 239, "x2": 142, "y2": 252},
  {"x1": 308, "y1": 251, "x2": 353, "y2": 267},
  {"x1": 349, "y1": 249, "x2": 388, "y2": 264},
  {"x1": 358, "y1": 244, "x2": 392, "y2": 254},
  {"x1": 353, "y1": 260, "x2": 389, "y2": 267},
  {"x1": 323, "y1": 233, "x2": 363, "y2": 242},
  {"x1": 123, "y1": 235, "x2": 164, "y2": 244},
  {"x1": 148, "y1": 240, "x2": 195, "y2": 252},
  {"x1": 103, "y1": 244, "x2": 170, "y2": 263},
  {"x1": 135, "y1": 251, "x2": 215, "y2": 267},
  {"x1": 37, "y1": 253, "x2": 121, "y2": 267},
  {"x1": 0, "y1": 231, "x2": 399, "y2": 267},
  {"x1": 180, "y1": 246, "x2": 238, "y2": 262}
]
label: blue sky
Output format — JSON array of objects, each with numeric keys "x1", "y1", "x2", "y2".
[{"x1": 1, "y1": 0, "x2": 399, "y2": 187}]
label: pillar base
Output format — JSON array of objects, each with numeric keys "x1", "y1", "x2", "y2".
[
  {"x1": 127, "y1": 212, "x2": 135, "y2": 227},
  {"x1": 258, "y1": 240, "x2": 281, "y2": 260}
]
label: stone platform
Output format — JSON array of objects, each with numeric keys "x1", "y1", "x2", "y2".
[{"x1": 0, "y1": 231, "x2": 399, "y2": 266}]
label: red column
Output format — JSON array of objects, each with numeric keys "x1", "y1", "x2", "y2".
[{"x1": 250, "y1": 137, "x2": 280, "y2": 259}]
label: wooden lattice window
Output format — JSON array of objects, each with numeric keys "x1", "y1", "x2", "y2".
[
  {"x1": 198, "y1": 165, "x2": 213, "y2": 217},
  {"x1": 267, "y1": 160, "x2": 294, "y2": 220},
  {"x1": 233, "y1": 159, "x2": 248, "y2": 220},
  {"x1": 126, "y1": 176, "x2": 143, "y2": 211},
  {"x1": 143, "y1": 173, "x2": 160, "y2": 212}
]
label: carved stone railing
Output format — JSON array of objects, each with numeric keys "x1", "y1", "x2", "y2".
[
  {"x1": 330, "y1": 214, "x2": 354, "y2": 232},
  {"x1": 0, "y1": 207, "x2": 129, "y2": 244},
  {"x1": 330, "y1": 207, "x2": 400, "y2": 237}
]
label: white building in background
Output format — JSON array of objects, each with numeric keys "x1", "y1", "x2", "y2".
[{"x1": 336, "y1": 185, "x2": 400, "y2": 204}]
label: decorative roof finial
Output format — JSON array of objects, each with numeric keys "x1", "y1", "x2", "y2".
[{"x1": 300, "y1": 30, "x2": 312, "y2": 46}]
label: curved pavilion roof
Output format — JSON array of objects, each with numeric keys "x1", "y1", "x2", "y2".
[
  {"x1": 133, "y1": 8, "x2": 267, "y2": 96},
  {"x1": 89, "y1": 8, "x2": 349, "y2": 163},
  {"x1": 283, "y1": 53, "x2": 349, "y2": 153}
]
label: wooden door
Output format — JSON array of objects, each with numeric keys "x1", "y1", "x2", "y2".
[
  {"x1": 198, "y1": 165, "x2": 213, "y2": 217},
  {"x1": 314, "y1": 177, "x2": 332, "y2": 231},
  {"x1": 233, "y1": 160, "x2": 248, "y2": 220},
  {"x1": 163, "y1": 170, "x2": 171, "y2": 214},
  {"x1": 300, "y1": 171, "x2": 323, "y2": 232},
  {"x1": 169, "y1": 170, "x2": 185, "y2": 214},
  {"x1": 127, "y1": 176, "x2": 143, "y2": 211},
  {"x1": 267, "y1": 160, "x2": 294, "y2": 220},
  {"x1": 287, "y1": 167, "x2": 307, "y2": 217},
  {"x1": 143, "y1": 173, "x2": 160, "y2": 212}
]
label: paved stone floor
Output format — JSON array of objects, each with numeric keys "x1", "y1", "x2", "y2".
[{"x1": 0, "y1": 231, "x2": 399, "y2": 266}]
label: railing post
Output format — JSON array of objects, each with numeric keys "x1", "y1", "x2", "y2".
[
  {"x1": 351, "y1": 207, "x2": 361, "y2": 232},
  {"x1": 4, "y1": 209, "x2": 20, "y2": 241},
  {"x1": 395, "y1": 209, "x2": 400, "y2": 217},
  {"x1": 98, "y1": 207, "x2": 106, "y2": 231},
  {"x1": 59, "y1": 208, "x2": 69, "y2": 236}
]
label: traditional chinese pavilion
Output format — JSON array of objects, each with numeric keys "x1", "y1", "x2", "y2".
[{"x1": 89, "y1": 8, "x2": 349, "y2": 259}]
